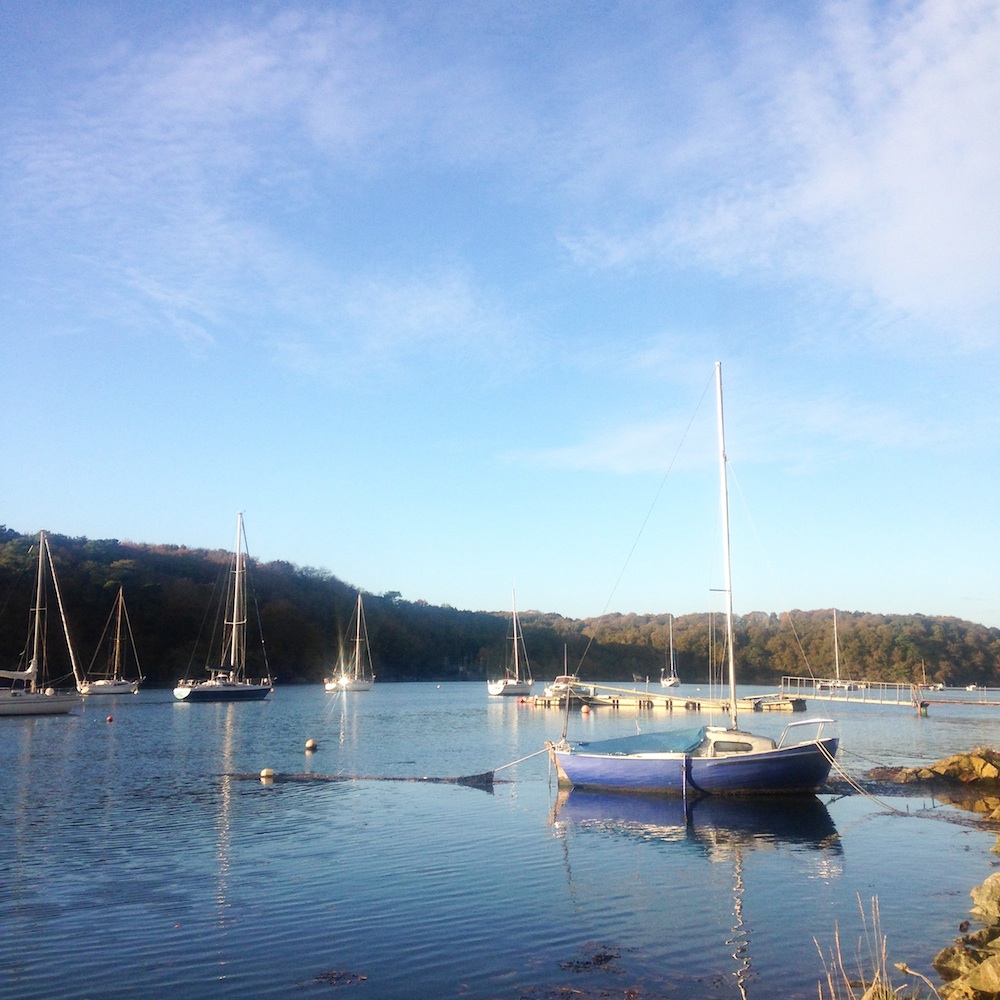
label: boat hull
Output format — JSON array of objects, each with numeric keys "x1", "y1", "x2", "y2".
[
  {"x1": 550, "y1": 736, "x2": 839, "y2": 795},
  {"x1": 325, "y1": 678, "x2": 374, "y2": 692},
  {"x1": 173, "y1": 681, "x2": 272, "y2": 702},
  {"x1": 0, "y1": 689, "x2": 81, "y2": 716},
  {"x1": 487, "y1": 678, "x2": 533, "y2": 696},
  {"x1": 79, "y1": 679, "x2": 140, "y2": 695}
]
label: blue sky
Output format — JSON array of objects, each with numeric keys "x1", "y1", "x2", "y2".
[{"x1": 3, "y1": 1, "x2": 999, "y2": 627}]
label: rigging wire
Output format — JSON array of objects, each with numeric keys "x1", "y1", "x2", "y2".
[{"x1": 573, "y1": 372, "x2": 715, "y2": 678}]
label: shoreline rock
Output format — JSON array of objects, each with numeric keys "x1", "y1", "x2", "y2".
[
  {"x1": 884, "y1": 748, "x2": 1000, "y2": 998},
  {"x1": 865, "y1": 748, "x2": 1000, "y2": 824}
]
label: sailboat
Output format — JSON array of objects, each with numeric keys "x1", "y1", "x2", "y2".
[
  {"x1": 547, "y1": 363, "x2": 839, "y2": 795},
  {"x1": 816, "y1": 609, "x2": 857, "y2": 691},
  {"x1": 324, "y1": 594, "x2": 375, "y2": 692},
  {"x1": 660, "y1": 614, "x2": 680, "y2": 688},
  {"x1": 79, "y1": 587, "x2": 143, "y2": 695},
  {"x1": 0, "y1": 531, "x2": 82, "y2": 716},
  {"x1": 173, "y1": 514, "x2": 274, "y2": 702},
  {"x1": 487, "y1": 591, "x2": 534, "y2": 697}
]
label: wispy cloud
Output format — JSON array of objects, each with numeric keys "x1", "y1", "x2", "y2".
[
  {"x1": 558, "y1": 1, "x2": 1000, "y2": 346},
  {"x1": 4, "y1": 0, "x2": 997, "y2": 374}
]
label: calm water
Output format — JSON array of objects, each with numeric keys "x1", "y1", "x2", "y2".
[{"x1": 2, "y1": 683, "x2": 999, "y2": 999}]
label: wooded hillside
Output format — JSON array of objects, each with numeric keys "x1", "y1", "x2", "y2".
[{"x1": 1, "y1": 527, "x2": 997, "y2": 688}]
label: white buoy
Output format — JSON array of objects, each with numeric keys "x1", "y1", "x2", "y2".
[
  {"x1": 260, "y1": 768, "x2": 274, "y2": 779},
  {"x1": 305, "y1": 739, "x2": 318, "y2": 752},
  {"x1": 581, "y1": 704, "x2": 591, "y2": 715}
]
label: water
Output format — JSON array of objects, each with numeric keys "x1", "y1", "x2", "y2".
[{"x1": 2, "y1": 683, "x2": 998, "y2": 999}]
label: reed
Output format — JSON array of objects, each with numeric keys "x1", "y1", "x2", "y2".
[{"x1": 815, "y1": 895, "x2": 940, "y2": 999}]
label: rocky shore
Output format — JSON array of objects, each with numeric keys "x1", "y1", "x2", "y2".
[{"x1": 863, "y1": 748, "x2": 1000, "y2": 998}]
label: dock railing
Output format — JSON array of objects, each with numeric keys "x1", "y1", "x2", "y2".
[{"x1": 781, "y1": 675, "x2": 919, "y2": 706}]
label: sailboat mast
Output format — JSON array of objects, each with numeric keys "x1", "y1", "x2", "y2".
[
  {"x1": 229, "y1": 513, "x2": 244, "y2": 671},
  {"x1": 354, "y1": 595, "x2": 363, "y2": 680},
  {"x1": 715, "y1": 362, "x2": 739, "y2": 730},
  {"x1": 668, "y1": 614, "x2": 675, "y2": 675},
  {"x1": 30, "y1": 532, "x2": 46, "y2": 692},
  {"x1": 113, "y1": 587, "x2": 124, "y2": 680},
  {"x1": 511, "y1": 590, "x2": 520, "y2": 682},
  {"x1": 833, "y1": 609, "x2": 840, "y2": 682},
  {"x1": 45, "y1": 535, "x2": 84, "y2": 687}
]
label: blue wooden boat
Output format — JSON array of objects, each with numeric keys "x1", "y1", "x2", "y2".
[
  {"x1": 549, "y1": 719, "x2": 837, "y2": 794},
  {"x1": 547, "y1": 363, "x2": 839, "y2": 795}
]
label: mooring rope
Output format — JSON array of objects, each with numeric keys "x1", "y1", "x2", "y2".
[
  {"x1": 493, "y1": 747, "x2": 551, "y2": 772},
  {"x1": 820, "y1": 742, "x2": 906, "y2": 815}
]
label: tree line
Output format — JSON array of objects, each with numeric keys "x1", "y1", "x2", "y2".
[{"x1": 1, "y1": 526, "x2": 997, "y2": 688}]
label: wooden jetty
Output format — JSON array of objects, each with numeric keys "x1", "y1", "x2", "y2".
[
  {"x1": 781, "y1": 676, "x2": 1000, "y2": 709},
  {"x1": 530, "y1": 682, "x2": 805, "y2": 713}
]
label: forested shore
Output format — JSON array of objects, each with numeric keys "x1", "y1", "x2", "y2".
[{"x1": 1, "y1": 527, "x2": 997, "y2": 689}]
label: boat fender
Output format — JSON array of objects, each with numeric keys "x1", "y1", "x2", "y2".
[{"x1": 305, "y1": 739, "x2": 318, "y2": 752}]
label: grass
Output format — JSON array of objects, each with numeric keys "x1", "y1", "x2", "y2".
[{"x1": 816, "y1": 895, "x2": 940, "y2": 1000}]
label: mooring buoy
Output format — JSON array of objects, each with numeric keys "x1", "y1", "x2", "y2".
[{"x1": 305, "y1": 738, "x2": 318, "y2": 752}]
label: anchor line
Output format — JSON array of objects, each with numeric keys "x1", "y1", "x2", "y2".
[
  {"x1": 493, "y1": 746, "x2": 551, "y2": 773},
  {"x1": 818, "y1": 742, "x2": 906, "y2": 815}
]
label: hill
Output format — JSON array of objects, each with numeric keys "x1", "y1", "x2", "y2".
[{"x1": 1, "y1": 527, "x2": 997, "y2": 688}]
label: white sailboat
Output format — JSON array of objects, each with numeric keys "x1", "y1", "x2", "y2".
[
  {"x1": 173, "y1": 514, "x2": 274, "y2": 702},
  {"x1": 0, "y1": 531, "x2": 82, "y2": 716},
  {"x1": 324, "y1": 594, "x2": 375, "y2": 692},
  {"x1": 816, "y1": 610, "x2": 857, "y2": 691},
  {"x1": 79, "y1": 586, "x2": 143, "y2": 695},
  {"x1": 660, "y1": 614, "x2": 680, "y2": 688},
  {"x1": 487, "y1": 591, "x2": 534, "y2": 697}
]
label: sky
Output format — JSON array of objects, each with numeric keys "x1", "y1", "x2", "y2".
[{"x1": 2, "y1": 0, "x2": 999, "y2": 627}]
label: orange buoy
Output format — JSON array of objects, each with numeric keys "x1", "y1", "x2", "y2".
[{"x1": 581, "y1": 704, "x2": 591, "y2": 715}]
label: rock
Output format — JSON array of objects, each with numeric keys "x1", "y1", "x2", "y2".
[
  {"x1": 965, "y1": 927, "x2": 1000, "y2": 952},
  {"x1": 868, "y1": 748, "x2": 1000, "y2": 789},
  {"x1": 968, "y1": 953, "x2": 1000, "y2": 993},
  {"x1": 972, "y1": 875, "x2": 1000, "y2": 920},
  {"x1": 939, "y1": 979, "x2": 981, "y2": 999},
  {"x1": 938, "y1": 979, "x2": 980, "y2": 1000},
  {"x1": 936, "y1": 944, "x2": 984, "y2": 981}
]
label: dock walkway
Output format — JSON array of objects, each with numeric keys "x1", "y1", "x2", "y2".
[
  {"x1": 781, "y1": 676, "x2": 1000, "y2": 708},
  {"x1": 530, "y1": 682, "x2": 804, "y2": 712}
]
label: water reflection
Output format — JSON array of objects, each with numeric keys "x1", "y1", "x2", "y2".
[
  {"x1": 324, "y1": 686, "x2": 360, "y2": 752},
  {"x1": 551, "y1": 792, "x2": 843, "y2": 999},
  {"x1": 215, "y1": 704, "x2": 235, "y2": 930},
  {"x1": 552, "y1": 790, "x2": 842, "y2": 856}
]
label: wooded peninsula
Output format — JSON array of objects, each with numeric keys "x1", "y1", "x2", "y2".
[{"x1": 2, "y1": 527, "x2": 997, "y2": 689}]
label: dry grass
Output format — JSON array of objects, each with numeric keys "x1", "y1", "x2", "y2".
[{"x1": 815, "y1": 895, "x2": 940, "y2": 1000}]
